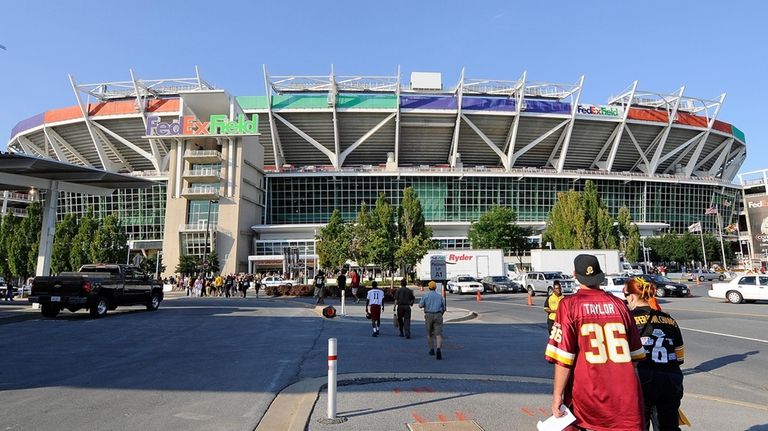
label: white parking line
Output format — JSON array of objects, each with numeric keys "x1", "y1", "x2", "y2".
[
  {"x1": 680, "y1": 327, "x2": 768, "y2": 344},
  {"x1": 663, "y1": 306, "x2": 768, "y2": 319}
]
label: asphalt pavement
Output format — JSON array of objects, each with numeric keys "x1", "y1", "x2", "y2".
[{"x1": 4, "y1": 286, "x2": 767, "y2": 431}]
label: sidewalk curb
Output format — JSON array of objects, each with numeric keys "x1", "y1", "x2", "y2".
[{"x1": 255, "y1": 373, "x2": 553, "y2": 431}]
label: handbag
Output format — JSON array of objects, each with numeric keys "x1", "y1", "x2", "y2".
[{"x1": 393, "y1": 311, "x2": 399, "y2": 328}]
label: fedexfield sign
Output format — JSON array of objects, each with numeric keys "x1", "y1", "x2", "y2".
[
  {"x1": 146, "y1": 115, "x2": 258, "y2": 137},
  {"x1": 576, "y1": 104, "x2": 623, "y2": 118}
]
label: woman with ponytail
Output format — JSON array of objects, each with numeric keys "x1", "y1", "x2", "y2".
[{"x1": 624, "y1": 277, "x2": 685, "y2": 431}]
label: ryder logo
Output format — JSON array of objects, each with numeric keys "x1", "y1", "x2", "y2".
[
  {"x1": 146, "y1": 114, "x2": 258, "y2": 137},
  {"x1": 448, "y1": 254, "x2": 473, "y2": 262}
]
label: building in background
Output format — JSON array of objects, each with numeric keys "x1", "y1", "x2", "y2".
[{"x1": 5, "y1": 68, "x2": 747, "y2": 274}]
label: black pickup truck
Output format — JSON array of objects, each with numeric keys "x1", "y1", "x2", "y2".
[{"x1": 29, "y1": 264, "x2": 163, "y2": 318}]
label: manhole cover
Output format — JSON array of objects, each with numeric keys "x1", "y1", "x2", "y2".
[{"x1": 407, "y1": 420, "x2": 484, "y2": 431}]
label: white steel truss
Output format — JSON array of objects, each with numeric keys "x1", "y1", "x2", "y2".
[
  {"x1": 555, "y1": 76, "x2": 585, "y2": 172},
  {"x1": 74, "y1": 66, "x2": 213, "y2": 101},
  {"x1": 449, "y1": 69, "x2": 465, "y2": 168},
  {"x1": 263, "y1": 65, "x2": 285, "y2": 169},
  {"x1": 504, "y1": 71, "x2": 527, "y2": 170},
  {"x1": 684, "y1": 93, "x2": 726, "y2": 177}
]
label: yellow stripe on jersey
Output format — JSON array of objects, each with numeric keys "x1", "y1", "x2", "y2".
[
  {"x1": 630, "y1": 347, "x2": 647, "y2": 361},
  {"x1": 545, "y1": 344, "x2": 575, "y2": 366},
  {"x1": 675, "y1": 346, "x2": 685, "y2": 363}
]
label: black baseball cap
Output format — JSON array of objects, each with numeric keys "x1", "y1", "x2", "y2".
[{"x1": 573, "y1": 254, "x2": 605, "y2": 286}]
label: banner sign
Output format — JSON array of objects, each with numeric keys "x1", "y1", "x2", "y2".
[
  {"x1": 521, "y1": 100, "x2": 571, "y2": 115},
  {"x1": 576, "y1": 104, "x2": 624, "y2": 119},
  {"x1": 145, "y1": 114, "x2": 258, "y2": 137},
  {"x1": 745, "y1": 195, "x2": 768, "y2": 252}
]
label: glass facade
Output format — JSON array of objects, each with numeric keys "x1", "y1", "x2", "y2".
[
  {"x1": 187, "y1": 200, "x2": 219, "y2": 225},
  {"x1": 267, "y1": 175, "x2": 741, "y2": 234},
  {"x1": 57, "y1": 183, "x2": 167, "y2": 242},
  {"x1": 253, "y1": 240, "x2": 315, "y2": 256}
]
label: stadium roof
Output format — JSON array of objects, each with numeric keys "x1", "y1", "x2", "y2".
[{"x1": 0, "y1": 152, "x2": 156, "y2": 196}]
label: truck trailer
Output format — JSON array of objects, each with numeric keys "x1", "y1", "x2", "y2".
[
  {"x1": 529, "y1": 249, "x2": 622, "y2": 276},
  {"x1": 416, "y1": 249, "x2": 505, "y2": 281}
]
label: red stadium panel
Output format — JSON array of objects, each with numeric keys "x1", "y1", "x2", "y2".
[
  {"x1": 712, "y1": 119, "x2": 733, "y2": 134},
  {"x1": 675, "y1": 112, "x2": 708, "y2": 128},
  {"x1": 44, "y1": 106, "x2": 82, "y2": 123},
  {"x1": 627, "y1": 108, "x2": 668, "y2": 123},
  {"x1": 146, "y1": 98, "x2": 179, "y2": 113}
]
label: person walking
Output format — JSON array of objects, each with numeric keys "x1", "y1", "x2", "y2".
[
  {"x1": 418, "y1": 281, "x2": 446, "y2": 360},
  {"x1": 365, "y1": 281, "x2": 384, "y2": 337},
  {"x1": 624, "y1": 277, "x2": 685, "y2": 431},
  {"x1": 543, "y1": 280, "x2": 563, "y2": 337},
  {"x1": 336, "y1": 270, "x2": 347, "y2": 299},
  {"x1": 546, "y1": 254, "x2": 647, "y2": 430},
  {"x1": 314, "y1": 270, "x2": 326, "y2": 305},
  {"x1": 395, "y1": 278, "x2": 415, "y2": 338},
  {"x1": 350, "y1": 270, "x2": 361, "y2": 303},
  {"x1": 194, "y1": 276, "x2": 203, "y2": 297}
]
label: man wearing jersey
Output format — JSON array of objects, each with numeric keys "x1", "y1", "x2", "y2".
[
  {"x1": 366, "y1": 281, "x2": 384, "y2": 337},
  {"x1": 624, "y1": 277, "x2": 685, "y2": 431},
  {"x1": 546, "y1": 254, "x2": 647, "y2": 431}
]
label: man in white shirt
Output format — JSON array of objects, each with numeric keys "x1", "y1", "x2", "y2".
[{"x1": 365, "y1": 281, "x2": 385, "y2": 337}]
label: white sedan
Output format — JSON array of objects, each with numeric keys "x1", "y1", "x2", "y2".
[
  {"x1": 261, "y1": 276, "x2": 297, "y2": 287},
  {"x1": 447, "y1": 275, "x2": 484, "y2": 295},
  {"x1": 709, "y1": 275, "x2": 768, "y2": 304}
]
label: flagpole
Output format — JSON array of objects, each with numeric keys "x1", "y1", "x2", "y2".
[
  {"x1": 699, "y1": 221, "x2": 708, "y2": 270},
  {"x1": 716, "y1": 213, "x2": 728, "y2": 271}
]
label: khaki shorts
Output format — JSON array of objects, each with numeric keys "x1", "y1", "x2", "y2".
[{"x1": 425, "y1": 312, "x2": 443, "y2": 337}]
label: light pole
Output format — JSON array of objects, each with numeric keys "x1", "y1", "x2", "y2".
[
  {"x1": 204, "y1": 199, "x2": 218, "y2": 255},
  {"x1": 155, "y1": 250, "x2": 163, "y2": 281}
]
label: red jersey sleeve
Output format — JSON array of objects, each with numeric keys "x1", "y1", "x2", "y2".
[{"x1": 545, "y1": 300, "x2": 577, "y2": 367}]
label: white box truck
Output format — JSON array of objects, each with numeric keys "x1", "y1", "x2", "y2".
[
  {"x1": 529, "y1": 249, "x2": 622, "y2": 276},
  {"x1": 416, "y1": 249, "x2": 505, "y2": 281}
]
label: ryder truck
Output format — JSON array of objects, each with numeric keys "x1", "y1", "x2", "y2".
[{"x1": 416, "y1": 249, "x2": 505, "y2": 281}]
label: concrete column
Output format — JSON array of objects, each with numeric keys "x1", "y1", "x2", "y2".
[
  {"x1": 1, "y1": 191, "x2": 8, "y2": 215},
  {"x1": 36, "y1": 182, "x2": 59, "y2": 276}
]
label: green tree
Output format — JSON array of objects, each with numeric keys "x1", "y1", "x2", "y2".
[
  {"x1": 468, "y1": 206, "x2": 532, "y2": 264},
  {"x1": 349, "y1": 202, "x2": 374, "y2": 270},
  {"x1": 8, "y1": 201, "x2": 42, "y2": 278},
  {"x1": 175, "y1": 255, "x2": 199, "y2": 276},
  {"x1": 544, "y1": 190, "x2": 590, "y2": 249},
  {"x1": 90, "y1": 213, "x2": 128, "y2": 263},
  {"x1": 70, "y1": 208, "x2": 98, "y2": 270},
  {"x1": 316, "y1": 209, "x2": 349, "y2": 271},
  {"x1": 51, "y1": 213, "x2": 79, "y2": 274},
  {"x1": 617, "y1": 207, "x2": 640, "y2": 262},
  {"x1": 0, "y1": 213, "x2": 17, "y2": 279},
  {"x1": 203, "y1": 252, "x2": 220, "y2": 275},
  {"x1": 395, "y1": 187, "x2": 433, "y2": 277},
  {"x1": 545, "y1": 180, "x2": 620, "y2": 250},
  {"x1": 140, "y1": 251, "x2": 166, "y2": 279},
  {"x1": 368, "y1": 193, "x2": 398, "y2": 285}
]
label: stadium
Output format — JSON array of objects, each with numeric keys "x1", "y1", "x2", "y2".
[{"x1": 3, "y1": 67, "x2": 746, "y2": 275}]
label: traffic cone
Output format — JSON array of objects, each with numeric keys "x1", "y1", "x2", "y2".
[
  {"x1": 527, "y1": 292, "x2": 533, "y2": 306},
  {"x1": 696, "y1": 278, "x2": 700, "y2": 286},
  {"x1": 476, "y1": 291, "x2": 482, "y2": 302}
]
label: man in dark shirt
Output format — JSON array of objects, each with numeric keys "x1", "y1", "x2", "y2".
[
  {"x1": 394, "y1": 278, "x2": 415, "y2": 339},
  {"x1": 336, "y1": 271, "x2": 347, "y2": 299}
]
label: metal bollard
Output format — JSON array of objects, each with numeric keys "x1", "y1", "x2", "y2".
[
  {"x1": 318, "y1": 338, "x2": 347, "y2": 424},
  {"x1": 341, "y1": 290, "x2": 346, "y2": 316},
  {"x1": 327, "y1": 338, "x2": 338, "y2": 419}
]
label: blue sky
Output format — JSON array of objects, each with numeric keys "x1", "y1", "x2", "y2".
[{"x1": 1, "y1": 0, "x2": 765, "y2": 177}]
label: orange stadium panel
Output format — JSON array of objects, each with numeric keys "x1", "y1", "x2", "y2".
[
  {"x1": 712, "y1": 119, "x2": 733, "y2": 134},
  {"x1": 627, "y1": 108, "x2": 668, "y2": 123},
  {"x1": 147, "y1": 98, "x2": 180, "y2": 112},
  {"x1": 88, "y1": 100, "x2": 136, "y2": 116},
  {"x1": 43, "y1": 106, "x2": 83, "y2": 123},
  {"x1": 674, "y1": 112, "x2": 708, "y2": 128}
]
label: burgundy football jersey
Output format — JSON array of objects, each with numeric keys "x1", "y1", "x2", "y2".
[{"x1": 545, "y1": 288, "x2": 646, "y2": 431}]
